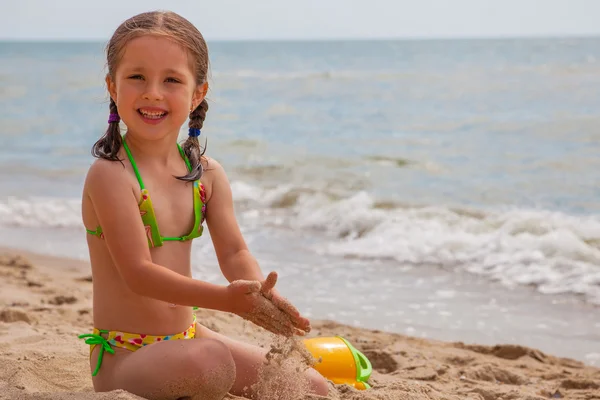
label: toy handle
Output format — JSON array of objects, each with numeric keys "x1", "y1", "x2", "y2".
[
  {"x1": 337, "y1": 336, "x2": 372, "y2": 383},
  {"x1": 355, "y1": 349, "x2": 372, "y2": 382}
]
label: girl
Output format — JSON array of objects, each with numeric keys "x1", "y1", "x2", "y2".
[{"x1": 78, "y1": 10, "x2": 329, "y2": 400}]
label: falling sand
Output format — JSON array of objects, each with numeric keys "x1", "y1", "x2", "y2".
[{"x1": 252, "y1": 336, "x2": 316, "y2": 400}]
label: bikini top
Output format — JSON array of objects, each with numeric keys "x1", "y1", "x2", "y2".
[{"x1": 86, "y1": 139, "x2": 206, "y2": 248}]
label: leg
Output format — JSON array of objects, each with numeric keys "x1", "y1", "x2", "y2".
[
  {"x1": 91, "y1": 338, "x2": 236, "y2": 400},
  {"x1": 195, "y1": 323, "x2": 329, "y2": 399}
]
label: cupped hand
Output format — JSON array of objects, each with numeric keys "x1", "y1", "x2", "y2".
[
  {"x1": 226, "y1": 277, "x2": 302, "y2": 336},
  {"x1": 259, "y1": 271, "x2": 311, "y2": 334}
]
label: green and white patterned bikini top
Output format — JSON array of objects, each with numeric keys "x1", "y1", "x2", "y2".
[{"x1": 86, "y1": 139, "x2": 206, "y2": 248}]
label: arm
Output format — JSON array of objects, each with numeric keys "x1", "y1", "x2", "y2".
[
  {"x1": 85, "y1": 159, "x2": 229, "y2": 311},
  {"x1": 204, "y1": 159, "x2": 267, "y2": 283},
  {"x1": 205, "y1": 159, "x2": 310, "y2": 333}
]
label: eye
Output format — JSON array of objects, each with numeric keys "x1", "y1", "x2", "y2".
[
  {"x1": 128, "y1": 74, "x2": 143, "y2": 80},
  {"x1": 165, "y1": 77, "x2": 181, "y2": 83}
]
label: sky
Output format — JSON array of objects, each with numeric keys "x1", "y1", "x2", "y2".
[{"x1": 2, "y1": 0, "x2": 600, "y2": 41}]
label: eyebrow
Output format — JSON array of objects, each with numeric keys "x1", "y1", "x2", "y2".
[{"x1": 125, "y1": 67, "x2": 187, "y2": 76}]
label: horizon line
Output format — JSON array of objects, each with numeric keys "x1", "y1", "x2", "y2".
[{"x1": 2, "y1": 32, "x2": 600, "y2": 43}]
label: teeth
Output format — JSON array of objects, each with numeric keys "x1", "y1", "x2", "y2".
[{"x1": 139, "y1": 110, "x2": 166, "y2": 119}]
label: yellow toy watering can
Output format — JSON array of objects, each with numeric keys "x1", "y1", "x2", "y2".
[{"x1": 304, "y1": 336, "x2": 372, "y2": 390}]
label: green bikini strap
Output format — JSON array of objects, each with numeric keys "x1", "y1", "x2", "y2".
[
  {"x1": 78, "y1": 331, "x2": 115, "y2": 376},
  {"x1": 122, "y1": 137, "x2": 192, "y2": 188},
  {"x1": 179, "y1": 181, "x2": 203, "y2": 241},
  {"x1": 122, "y1": 139, "x2": 146, "y2": 190},
  {"x1": 177, "y1": 143, "x2": 193, "y2": 172}
]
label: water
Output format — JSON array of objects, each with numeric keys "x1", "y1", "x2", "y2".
[{"x1": 0, "y1": 38, "x2": 599, "y2": 365}]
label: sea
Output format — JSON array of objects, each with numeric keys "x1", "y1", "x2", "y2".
[{"x1": 0, "y1": 38, "x2": 598, "y2": 365}]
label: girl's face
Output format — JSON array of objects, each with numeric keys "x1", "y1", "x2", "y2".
[{"x1": 107, "y1": 35, "x2": 207, "y2": 141}]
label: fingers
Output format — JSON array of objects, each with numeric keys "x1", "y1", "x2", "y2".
[
  {"x1": 293, "y1": 327, "x2": 307, "y2": 336},
  {"x1": 249, "y1": 312, "x2": 306, "y2": 337},
  {"x1": 242, "y1": 310, "x2": 292, "y2": 336},
  {"x1": 259, "y1": 273, "x2": 309, "y2": 331},
  {"x1": 271, "y1": 295, "x2": 299, "y2": 318},
  {"x1": 242, "y1": 294, "x2": 300, "y2": 337},
  {"x1": 230, "y1": 274, "x2": 311, "y2": 337},
  {"x1": 250, "y1": 313, "x2": 295, "y2": 337},
  {"x1": 271, "y1": 295, "x2": 311, "y2": 333},
  {"x1": 260, "y1": 271, "x2": 278, "y2": 297},
  {"x1": 257, "y1": 297, "x2": 295, "y2": 327},
  {"x1": 241, "y1": 309, "x2": 307, "y2": 337},
  {"x1": 258, "y1": 273, "x2": 311, "y2": 333}
]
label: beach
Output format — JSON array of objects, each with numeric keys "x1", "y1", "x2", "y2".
[
  {"x1": 1, "y1": 37, "x2": 600, "y2": 399},
  {"x1": 0, "y1": 248, "x2": 599, "y2": 400}
]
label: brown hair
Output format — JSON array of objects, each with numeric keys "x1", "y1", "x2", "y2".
[{"x1": 92, "y1": 10, "x2": 209, "y2": 181}]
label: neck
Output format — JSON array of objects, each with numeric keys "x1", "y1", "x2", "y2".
[{"x1": 123, "y1": 133, "x2": 181, "y2": 166}]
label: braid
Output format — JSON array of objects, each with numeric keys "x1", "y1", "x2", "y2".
[
  {"x1": 177, "y1": 99, "x2": 208, "y2": 182},
  {"x1": 91, "y1": 97, "x2": 123, "y2": 161}
]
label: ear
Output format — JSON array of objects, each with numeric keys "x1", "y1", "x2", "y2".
[
  {"x1": 192, "y1": 81, "x2": 208, "y2": 108},
  {"x1": 105, "y1": 74, "x2": 117, "y2": 103}
]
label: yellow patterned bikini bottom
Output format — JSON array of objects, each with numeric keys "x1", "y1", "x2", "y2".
[{"x1": 78, "y1": 315, "x2": 197, "y2": 376}]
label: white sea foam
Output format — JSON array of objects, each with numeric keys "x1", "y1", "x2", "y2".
[
  {"x1": 2, "y1": 182, "x2": 599, "y2": 304},
  {"x1": 230, "y1": 181, "x2": 600, "y2": 305}
]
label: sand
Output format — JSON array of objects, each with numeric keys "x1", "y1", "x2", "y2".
[{"x1": 0, "y1": 247, "x2": 599, "y2": 400}]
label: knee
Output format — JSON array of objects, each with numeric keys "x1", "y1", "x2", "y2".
[
  {"x1": 188, "y1": 339, "x2": 236, "y2": 392},
  {"x1": 198, "y1": 338, "x2": 234, "y2": 365},
  {"x1": 305, "y1": 368, "x2": 329, "y2": 397},
  {"x1": 195, "y1": 338, "x2": 235, "y2": 373}
]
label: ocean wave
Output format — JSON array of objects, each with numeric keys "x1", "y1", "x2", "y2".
[
  {"x1": 0, "y1": 196, "x2": 82, "y2": 228},
  {"x1": 2, "y1": 183, "x2": 599, "y2": 305},
  {"x1": 229, "y1": 182, "x2": 600, "y2": 305}
]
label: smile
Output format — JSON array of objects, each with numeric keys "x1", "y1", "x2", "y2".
[
  {"x1": 137, "y1": 108, "x2": 168, "y2": 124},
  {"x1": 138, "y1": 109, "x2": 167, "y2": 119}
]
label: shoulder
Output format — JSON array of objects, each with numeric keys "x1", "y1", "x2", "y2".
[
  {"x1": 201, "y1": 156, "x2": 229, "y2": 181},
  {"x1": 200, "y1": 156, "x2": 230, "y2": 202},
  {"x1": 84, "y1": 157, "x2": 134, "y2": 198},
  {"x1": 86, "y1": 158, "x2": 127, "y2": 184},
  {"x1": 202, "y1": 156, "x2": 225, "y2": 174}
]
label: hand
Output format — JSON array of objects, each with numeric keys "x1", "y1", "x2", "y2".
[
  {"x1": 259, "y1": 272, "x2": 311, "y2": 334},
  {"x1": 226, "y1": 276, "x2": 299, "y2": 337}
]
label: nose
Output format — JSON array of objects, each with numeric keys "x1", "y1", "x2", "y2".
[{"x1": 142, "y1": 80, "x2": 164, "y2": 101}]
